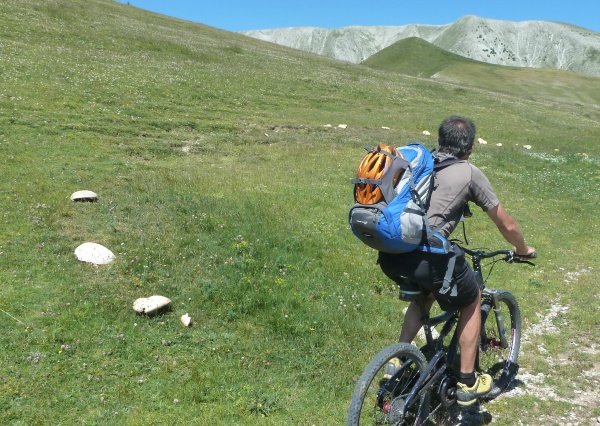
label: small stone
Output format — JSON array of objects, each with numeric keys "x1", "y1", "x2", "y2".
[
  {"x1": 132, "y1": 295, "x2": 172, "y2": 316},
  {"x1": 74, "y1": 242, "x2": 115, "y2": 265},
  {"x1": 180, "y1": 313, "x2": 193, "y2": 327}
]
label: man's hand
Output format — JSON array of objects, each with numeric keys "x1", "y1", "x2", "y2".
[{"x1": 514, "y1": 246, "x2": 536, "y2": 257}]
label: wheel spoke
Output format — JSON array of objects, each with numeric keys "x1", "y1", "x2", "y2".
[{"x1": 347, "y1": 343, "x2": 428, "y2": 425}]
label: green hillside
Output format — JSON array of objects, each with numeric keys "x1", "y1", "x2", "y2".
[
  {"x1": 363, "y1": 37, "x2": 600, "y2": 107},
  {"x1": 1, "y1": 0, "x2": 599, "y2": 424},
  {"x1": 362, "y1": 36, "x2": 484, "y2": 76}
]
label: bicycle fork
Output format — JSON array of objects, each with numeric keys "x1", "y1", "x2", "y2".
[
  {"x1": 486, "y1": 289, "x2": 509, "y2": 349},
  {"x1": 478, "y1": 262, "x2": 509, "y2": 350}
]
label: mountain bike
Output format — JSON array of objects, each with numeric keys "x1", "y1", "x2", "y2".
[{"x1": 347, "y1": 245, "x2": 536, "y2": 425}]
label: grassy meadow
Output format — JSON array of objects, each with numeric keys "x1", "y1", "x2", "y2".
[{"x1": 1, "y1": 0, "x2": 599, "y2": 424}]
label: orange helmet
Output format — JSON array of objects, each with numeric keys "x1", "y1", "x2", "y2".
[{"x1": 354, "y1": 144, "x2": 404, "y2": 204}]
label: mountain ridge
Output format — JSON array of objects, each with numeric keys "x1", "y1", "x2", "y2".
[{"x1": 240, "y1": 15, "x2": 600, "y2": 77}]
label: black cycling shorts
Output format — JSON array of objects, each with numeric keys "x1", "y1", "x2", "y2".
[{"x1": 378, "y1": 245, "x2": 479, "y2": 312}]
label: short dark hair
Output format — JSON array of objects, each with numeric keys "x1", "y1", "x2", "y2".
[{"x1": 438, "y1": 116, "x2": 476, "y2": 157}]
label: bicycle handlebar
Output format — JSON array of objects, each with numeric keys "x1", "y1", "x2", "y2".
[{"x1": 459, "y1": 245, "x2": 537, "y2": 265}]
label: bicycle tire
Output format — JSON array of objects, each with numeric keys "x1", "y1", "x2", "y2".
[
  {"x1": 347, "y1": 342, "x2": 429, "y2": 426},
  {"x1": 479, "y1": 289, "x2": 521, "y2": 399}
]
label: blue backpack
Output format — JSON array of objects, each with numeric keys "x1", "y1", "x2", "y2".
[{"x1": 349, "y1": 143, "x2": 459, "y2": 254}]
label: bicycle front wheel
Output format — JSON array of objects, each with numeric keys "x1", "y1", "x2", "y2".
[
  {"x1": 347, "y1": 342, "x2": 428, "y2": 426},
  {"x1": 479, "y1": 289, "x2": 521, "y2": 398}
]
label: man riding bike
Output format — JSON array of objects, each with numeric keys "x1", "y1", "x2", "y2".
[{"x1": 378, "y1": 115, "x2": 536, "y2": 406}]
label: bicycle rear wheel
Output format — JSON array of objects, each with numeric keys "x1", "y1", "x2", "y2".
[
  {"x1": 347, "y1": 343, "x2": 429, "y2": 426},
  {"x1": 479, "y1": 289, "x2": 521, "y2": 398}
]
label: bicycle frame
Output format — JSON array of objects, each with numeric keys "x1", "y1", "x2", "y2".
[
  {"x1": 396, "y1": 296, "x2": 460, "y2": 418},
  {"x1": 347, "y1": 245, "x2": 534, "y2": 425},
  {"x1": 393, "y1": 247, "x2": 517, "y2": 419}
]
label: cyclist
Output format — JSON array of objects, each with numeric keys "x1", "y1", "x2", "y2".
[{"x1": 378, "y1": 115, "x2": 536, "y2": 406}]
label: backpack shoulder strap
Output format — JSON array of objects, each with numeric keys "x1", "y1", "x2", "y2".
[
  {"x1": 421, "y1": 153, "x2": 464, "y2": 239},
  {"x1": 433, "y1": 155, "x2": 463, "y2": 171}
]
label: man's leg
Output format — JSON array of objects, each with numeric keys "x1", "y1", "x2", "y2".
[
  {"x1": 457, "y1": 289, "x2": 481, "y2": 374},
  {"x1": 385, "y1": 293, "x2": 436, "y2": 380},
  {"x1": 455, "y1": 289, "x2": 493, "y2": 406},
  {"x1": 399, "y1": 293, "x2": 435, "y2": 343}
]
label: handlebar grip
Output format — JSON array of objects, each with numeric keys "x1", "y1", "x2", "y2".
[
  {"x1": 514, "y1": 251, "x2": 537, "y2": 259},
  {"x1": 513, "y1": 251, "x2": 537, "y2": 265},
  {"x1": 520, "y1": 251, "x2": 537, "y2": 259}
]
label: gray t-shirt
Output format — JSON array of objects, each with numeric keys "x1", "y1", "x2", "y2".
[{"x1": 428, "y1": 156, "x2": 500, "y2": 238}]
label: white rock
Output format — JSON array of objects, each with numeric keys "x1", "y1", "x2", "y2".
[
  {"x1": 180, "y1": 313, "x2": 193, "y2": 327},
  {"x1": 132, "y1": 295, "x2": 172, "y2": 315},
  {"x1": 74, "y1": 242, "x2": 115, "y2": 265},
  {"x1": 422, "y1": 130, "x2": 430, "y2": 136},
  {"x1": 323, "y1": 124, "x2": 333, "y2": 128},
  {"x1": 382, "y1": 126, "x2": 391, "y2": 130},
  {"x1": 402, "y1": 307, "x2": 438, "y2": 341},
  {"x1": 496, "y1": 143, "x2": 503, "y2": 147},
  {"x1": 337, "y1": 124, "x2": 347, "y2": 129},
  {"x1": 417, "y1": 326, "x2": 439, "y2": 341},
  {"x1": 70, "y1": 190, "x2": 98, "y2": 202},
  {"x1": 523, "y1": 145, "x2": 532, "y2": 150},
  {"x1": 478, "y1": 138, "x2": 487, "y2": 144}
]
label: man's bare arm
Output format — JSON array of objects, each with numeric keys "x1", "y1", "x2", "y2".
[{"x1": 486, "y1": 204, "x2": 536, "y2": 256}]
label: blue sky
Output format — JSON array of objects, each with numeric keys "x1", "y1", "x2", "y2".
[{"x1": 116, "y1": 0, "x2": 600, "y2": 33}]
